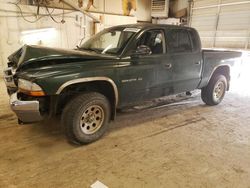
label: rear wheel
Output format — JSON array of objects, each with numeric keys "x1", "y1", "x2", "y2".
[
  {"x1": 62, "y1": 92, "x2": 111, "y2": 144},
  {"x1": 201, "y1": 74, "x2": 227, "y2": 106}
]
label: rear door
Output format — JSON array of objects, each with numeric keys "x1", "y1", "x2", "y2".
[{"x1": 167, "y1": 29, "x2": 202, "y2": 93}]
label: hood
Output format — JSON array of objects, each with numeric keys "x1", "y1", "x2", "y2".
[{"x1": 8, "y1": 45, "x2": 117, "y2": 70}]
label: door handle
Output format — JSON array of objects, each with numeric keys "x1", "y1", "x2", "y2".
[
  {"x1": 164, "y1": 63, "x2": 172, "y2": 69},
  {"x1": 195, "y1": 61, "x2": 201, "y2": 65}
]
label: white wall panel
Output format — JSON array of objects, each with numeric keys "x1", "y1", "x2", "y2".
[
  {"x1": 192, "y1": 0, "x2": 219, "y2": 8},
  {"x1": 190, "y1": 0, "x2": 250, "y2": 50}
]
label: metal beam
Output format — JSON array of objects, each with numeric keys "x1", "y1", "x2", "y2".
[
  {"x1": 213, "y1": 0, "x2": 221, "y2": 48},
  {"x1": 245, "y1": 12, "x2": 250, "y2": 49},
  {"x1": 85, "y1": 10, "x2": 133, "y2": 17},
  {"x1": 188, "y1": 0, "x2": 193, "y2": 27},
  {"x1": 61, "y1": 0, "x2": 100, "y2": 23}
]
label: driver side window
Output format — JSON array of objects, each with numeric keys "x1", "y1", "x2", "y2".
[{"x1": 136, "y1": 30, "x2": 165, "y2": 55}]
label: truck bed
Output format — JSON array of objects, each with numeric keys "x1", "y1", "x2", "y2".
[{"x1": 198, "y1": 49, "x2": 242, "y2": 88}]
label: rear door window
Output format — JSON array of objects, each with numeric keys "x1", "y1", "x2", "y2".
[{"x1": 167, "y1": 29, "x2": 193, "y2": 53}]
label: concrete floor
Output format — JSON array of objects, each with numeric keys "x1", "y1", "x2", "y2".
[{"x1": 0, "y1": 79, "x2": 250, "y2": 188}]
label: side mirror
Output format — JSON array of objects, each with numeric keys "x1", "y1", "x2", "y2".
[{"x1": 131, "y1": 45, "x2": 152, "y2": 58}]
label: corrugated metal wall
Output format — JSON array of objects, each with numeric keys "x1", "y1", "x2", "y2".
[{"x1": 190, "y1": 0, "x2": 250, "y2": 50}]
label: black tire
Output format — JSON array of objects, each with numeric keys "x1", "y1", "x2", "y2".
[
  {"x1": 201, "y1": 74, "x2": 227, "y2": 106},
  {"x1": 62, "y1": 92, "x2": 111, "y2": 144}
]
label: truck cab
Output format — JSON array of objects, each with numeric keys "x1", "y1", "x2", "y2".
[{"x1": 117, "y1": 25, "x2": 203, "y2": 106}]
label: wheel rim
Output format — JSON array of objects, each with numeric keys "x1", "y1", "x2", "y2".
[
  {"x1": 213, "y1": 81, "x2": 225, "y2": 102},
  {"x1": 79, "y1": 105, "x2": 104, "y2": 135}
]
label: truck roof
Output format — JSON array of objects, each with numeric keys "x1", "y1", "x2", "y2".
[{"x1": 109, "y1": 23, "x2": 191, "y2": 30}]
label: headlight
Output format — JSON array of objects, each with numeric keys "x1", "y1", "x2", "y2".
[{"x1": 18, "y1": 79, "x2": 45, "y2": 96}]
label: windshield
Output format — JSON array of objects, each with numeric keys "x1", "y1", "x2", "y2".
[{"x1": 80, "y1": 28, "x2": 137, "y2": 55}]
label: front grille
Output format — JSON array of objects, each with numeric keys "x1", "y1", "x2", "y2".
[
  {"x1": 4, "y1": 68, "x2": 12, "y2": 76},
  {"x1": 3, "y1": 66, "x2": 16, "y2": 88}
]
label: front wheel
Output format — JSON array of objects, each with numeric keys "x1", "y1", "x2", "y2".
[
  {"x1": 201, "y1": 74, "x2": 227, "y2": 106},
  {"x1": 62, "y1": 92, "x2": 111, "y2": 144}
]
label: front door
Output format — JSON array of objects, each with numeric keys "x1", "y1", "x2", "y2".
[{"x1": 118, "y1": 29, "x2": 173, "y2": 107}]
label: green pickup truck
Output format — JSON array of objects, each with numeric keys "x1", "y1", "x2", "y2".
[{"x1": 4, "y1": 24, "x2": 242, "y2": 144}]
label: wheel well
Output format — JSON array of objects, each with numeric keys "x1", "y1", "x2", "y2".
[
  {"x1": 56, "y1": 81, "x2": 117, "y2": 120},
  {"x1": 211, "y1": 66, "x2": 230, "y2": 90}
]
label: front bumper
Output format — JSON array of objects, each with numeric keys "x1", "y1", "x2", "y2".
[{"x1": 10, "y1": 92, "x2": 43, "y2": 123}]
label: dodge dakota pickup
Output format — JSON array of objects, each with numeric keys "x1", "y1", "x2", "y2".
[{"x1": 4, "y1": 24, "x2": 242, "y2": 144}]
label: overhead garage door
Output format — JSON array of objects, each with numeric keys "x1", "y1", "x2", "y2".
[{"x1": 190, "y1": 0, "x2": 250, "y2": 50}]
